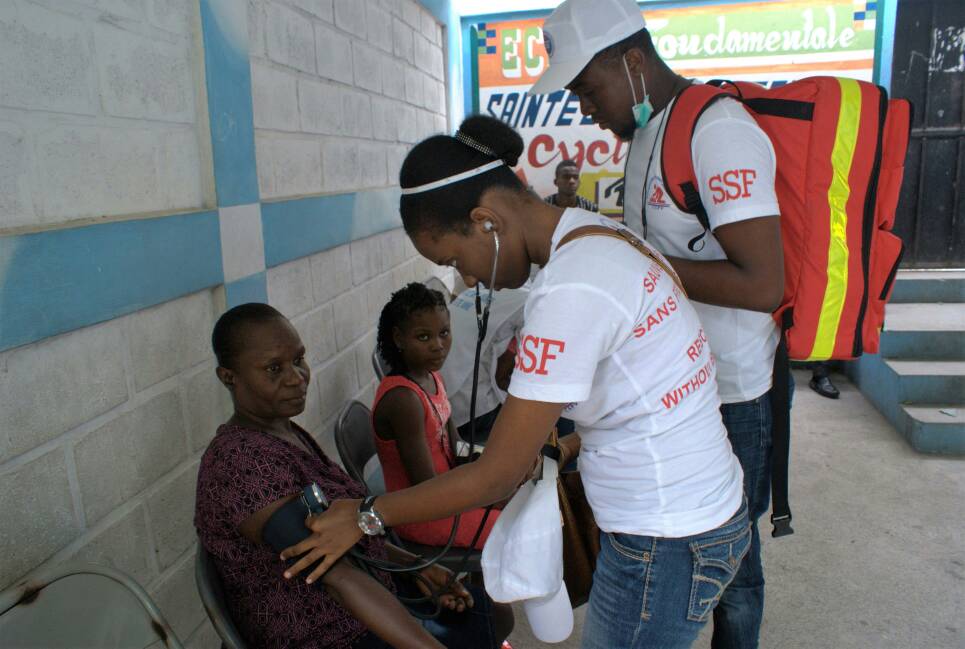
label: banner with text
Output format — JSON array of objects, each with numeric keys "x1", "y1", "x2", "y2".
[{"x1": 471, "y1": 0, "x2": 877, "y2": 216}]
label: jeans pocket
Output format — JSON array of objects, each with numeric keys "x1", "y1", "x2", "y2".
[
  {"x1": 607, "y1": 532, "x2": 655, "y2": 563},
  {"x1": 686, "y1": 523, "x2": 751, "y2": 622},
  {"x1": 596, "y1": 533, "x2": 656, "y2": 624},
  {"x1": 721, "y1": 396, "x2": 770, "y2": 451}
]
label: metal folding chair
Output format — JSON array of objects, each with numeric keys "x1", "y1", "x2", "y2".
[
  {"x1": 423, "y1": 276, "x2": 452, "y2": 301},
  {"x1": 195, "y1": 546, "x2": 247, "y2": 649},
  {"x1": 333, "y1": 401, "x2": 482, "y2": 573},
  {"x1": 0, "y1": 563, "x2": 184, "y2": 649}
]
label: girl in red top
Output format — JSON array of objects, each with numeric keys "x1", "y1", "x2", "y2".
[{"x1": 374, "y1": 283, "x2": 499, "y2": 549}]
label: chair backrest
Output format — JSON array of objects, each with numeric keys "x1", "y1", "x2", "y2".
[
  {"x1": 0, "y1": 564, "x2": 184, "y2": 649},
  {"x1": 451, "y1": 273, "x2": 468, "y2": 299},
  {"x1": 423, "y1": 276, "x2": 451, "y2": 301},
  {"x1": 371, "y1": 348, "x2": 389, "y2": 380},
  {"x1": 334, "y1": 400, "x2": 385, "y2": 496},
  {"x1": 195, "y1": 547, "x2": 248, "y2": 649}
]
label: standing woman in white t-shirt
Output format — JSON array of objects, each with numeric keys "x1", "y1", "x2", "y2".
[{"x1": 280, "y1": 115, "x2": 750, "y2": 649}]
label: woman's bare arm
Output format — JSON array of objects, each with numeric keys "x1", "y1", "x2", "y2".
[
  {"x1": 281, "y1": 396, "x2": 566, "y2": 582},
  {"x1": 237, "y1": 496, "x2": 443, "y2": 649}
]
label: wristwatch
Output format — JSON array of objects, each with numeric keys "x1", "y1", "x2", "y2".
[{"x1": 357, "y1": 496, "x2": 386, "y2": 536}]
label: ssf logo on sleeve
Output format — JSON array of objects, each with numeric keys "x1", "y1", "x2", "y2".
[
  {"x1": 707, "y1": 168, "x2": 758, "y2": 206},
  {"x1": 514, "y1": 335, "x2": 566, "y2": 376}
]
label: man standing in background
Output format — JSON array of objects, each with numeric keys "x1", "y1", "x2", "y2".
[{"x1": 543, "y1": 160, "x2": 599, "y2": 211}]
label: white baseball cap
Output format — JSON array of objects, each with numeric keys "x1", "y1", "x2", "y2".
[
  {"x1": 529, "y1": 0, "x2": 647, "y2": 95},
  {"x1": 481, "y1": 457, "x2": 574, "y2": 643}
]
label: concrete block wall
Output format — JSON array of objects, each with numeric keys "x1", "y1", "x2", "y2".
[
  {"x1": 0, "y1": 2, "x2": 454, "y2": 647},
  {"x1": 249, "y1": 0, "x2": 447, "y2": 199},
  {"x1": 0, "y1": 287, "x2": 230, "y2": 648},
  {"x1": 270, "y1": 230, "x2": 447, "y2": 459},
  {"x1": 252, "y1": 0, "x2": 453, "y2": 459},
  {"x1": 0, "y1": 0, "x2": 209, "y2": 232}
]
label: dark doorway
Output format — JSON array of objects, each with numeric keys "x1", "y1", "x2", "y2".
[{"x1": 890, "y1": 0, "x2": 965, "y2": 267}]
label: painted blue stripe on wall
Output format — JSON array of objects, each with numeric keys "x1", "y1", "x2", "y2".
[
  {"x1": 225, "y1": 271, "x2": 268, "y2": 307},
  {"x1": 0, "y1": 211, "x2": 223, "y2": 352},
  {"x1": 261, "y1": 187, "x2": 403, "y2": 267},
  {"x1": 201, "y1": 0, "x2": 260, "y2": 207},
  {"x1": 875, "y1": 0, "x2": 897, "y2": 90}
]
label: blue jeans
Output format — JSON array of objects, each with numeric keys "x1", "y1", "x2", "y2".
[
  {"x1": 582, "y1": 499, "x2": 751, "y2": 649},
  {"x1": 712, "y1": 390, "x2": 775, "y2": 649}
]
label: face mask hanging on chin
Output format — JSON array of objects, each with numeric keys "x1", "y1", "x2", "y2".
[{"x1": 623, "y1": 55, "x2": 653, "y2": 128}]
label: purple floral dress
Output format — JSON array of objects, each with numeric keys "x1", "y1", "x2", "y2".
[{"x1": 195, "y1": 423, "x2": 393, "y2": 649}]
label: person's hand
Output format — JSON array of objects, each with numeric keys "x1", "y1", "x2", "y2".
[
  {"x1": 416, "y1": 564, "x2": 474, "y2": 613},
  {"x1": 494, "y1": 348, "x2": 515, "y2": 391},
  {"x1": 280, "y1": 498, "x2": 363, "y2": 584}
]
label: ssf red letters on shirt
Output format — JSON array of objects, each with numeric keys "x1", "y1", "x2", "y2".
[
  {"x1": 515, "y1": 335, "x2": 565, "y2": 375},
  {"x1": 708, "y1": 168, "x2": 757, "y2": 205}
]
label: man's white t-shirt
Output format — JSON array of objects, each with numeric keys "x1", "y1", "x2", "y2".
[
  {"x1": 508, "y1": 209, "x2": 743, "y2": 538},
  {"x1": 441, "y1": 287, "x2": 528, "y2": 428},
  {"x1": 624, "y1": 95, "x2": 781, "y2": 404}
]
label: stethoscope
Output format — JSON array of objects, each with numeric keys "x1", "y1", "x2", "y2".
[
  {"x1": 466, "y1": 226, "x2": 500, "y2": 461},
  {"x1": 305, "y1": 229, "x2": 502, "y2": 618}
]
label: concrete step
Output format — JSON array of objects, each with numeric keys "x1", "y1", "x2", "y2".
[
  {"x1": 846, "y1": 355, "x2": 965, "y2": 454},
  {"x1": 889, "y1": 270, "x2": 965, "y2": 304},
  {"x1": 885, "y1": 303, "x2": 964, "y2": 331},
  {"x1": 883, "y1": 360, "x2": 965, "y2": 403},
  {"x1": 880, "y1": 303, "x2": 965, "y2": 360},
  {"x1": 898, "y1": 404, "x2": 965, "y2": 454}
]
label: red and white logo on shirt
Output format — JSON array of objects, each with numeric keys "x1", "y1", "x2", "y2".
[
  {"x1": 515, "y1": 335, "x2": 565, "y2": 376},
  {"x1": 708, "y1": 169, "x2": 757, "y2": 205},
  {"x1": 647, "y1": 178, "x2": 669, "y2": 209}
]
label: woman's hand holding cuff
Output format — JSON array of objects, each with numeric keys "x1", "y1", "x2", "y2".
[{"x1": 280, "y1": 498, "x2": 362, "y2": 583}]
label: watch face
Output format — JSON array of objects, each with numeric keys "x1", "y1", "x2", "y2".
[{"x1": 358, "y1": 510, "x2": 383, "y2": 536}]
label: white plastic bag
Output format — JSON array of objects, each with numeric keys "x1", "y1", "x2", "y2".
[{"x1": 481, "y1": 456, "x2": 573, "y2": 643}]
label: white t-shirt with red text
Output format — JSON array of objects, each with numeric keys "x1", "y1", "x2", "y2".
[
  {"x1": 508, "y1": 209, "x2": 742, "y2": 538},
  {"x1": 624, "y1": 95, "x2": 781, "y2": 404}
]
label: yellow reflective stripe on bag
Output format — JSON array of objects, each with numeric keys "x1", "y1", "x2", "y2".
[{"x1": 809, "y1": 78, "x2": 863, "y2": 361}]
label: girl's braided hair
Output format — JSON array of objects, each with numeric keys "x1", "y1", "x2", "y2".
[{"x1": 376, "y1": 282, "x2": 448, "y2": 375}]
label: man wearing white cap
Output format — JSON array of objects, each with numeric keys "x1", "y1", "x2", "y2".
[{"x1": 531, "y1": 1, "x2": 784, "y2": 648}]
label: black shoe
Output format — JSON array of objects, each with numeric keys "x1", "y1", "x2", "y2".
[{"x1": 809, "y1": 375, "x2": 840, "y2": 399}]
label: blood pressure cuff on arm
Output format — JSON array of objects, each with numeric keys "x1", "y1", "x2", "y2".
[{"x1": 261, "y1": 496, "x2": 313, "y2": 553}]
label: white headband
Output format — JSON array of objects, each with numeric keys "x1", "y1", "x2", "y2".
[{"x1": 400, "y1": 160, "x2": 505, "y2": 196}]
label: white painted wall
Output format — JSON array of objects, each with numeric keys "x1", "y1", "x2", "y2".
[
  {"x1": 250, "y1": 0, "x2": 448, "y2": 199},
  {"x1": 0, "y1": 0, "x2": 210, "y2": 233},
  {"x1": 0, "y1": 3, "x2": 453, "y2": 648}
]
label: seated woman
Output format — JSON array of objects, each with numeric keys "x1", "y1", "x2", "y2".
[
  {"x1": 194, "y1": 302, "x2": 512, "y2": 649},
  {"x1": 373, "y1": 283, "x2": 499, "y2": 549}
]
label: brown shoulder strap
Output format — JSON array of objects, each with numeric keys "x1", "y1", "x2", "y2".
[{"x1": 555, "y1": 225, "x2": 687, "y2": 296}]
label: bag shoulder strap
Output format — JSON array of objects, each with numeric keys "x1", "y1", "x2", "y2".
[
  {"x1": 660, "y1": 84, "x2": 734, "y2": 251},
  {"x1": 661, "y1": 84, "x2": 732, "y2": 216},
  {"x1": 555, "y1": 225, "x2": 687, "y2": 297}
]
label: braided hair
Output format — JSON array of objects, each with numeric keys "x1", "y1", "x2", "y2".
[{"x1": 376, "y1": 283, "x2": 449, "y2": 375}]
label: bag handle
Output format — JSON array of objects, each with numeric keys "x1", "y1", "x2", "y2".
[{"x1": 555, "y1": 225, "x2": 687, "y2": 297}]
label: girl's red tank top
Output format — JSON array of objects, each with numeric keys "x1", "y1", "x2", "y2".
[{"x1": 373, "y1": 372, "x2": 497, "y2": 549}]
